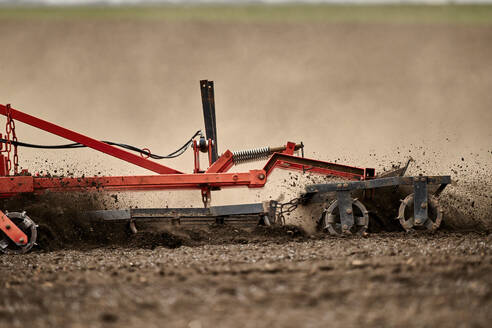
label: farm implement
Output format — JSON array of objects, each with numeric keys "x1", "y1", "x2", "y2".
[{"x1": 0, "y1": 80, "x2": 451, "y2": 253}]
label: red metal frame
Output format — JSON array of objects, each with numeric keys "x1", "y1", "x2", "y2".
[
  {"x1": 0, "y1": 105, "x2": 182, "y2": 175},
  {"x1": 0, "y1": 104, "x2": 375, "y2": 244},
  {"x1": 0, "y1": 104, "x2": 373, "y2": 199}
]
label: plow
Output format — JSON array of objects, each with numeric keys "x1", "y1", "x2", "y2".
[{"x1": 0, "y1": 80, "x2": 451, "y2": 254}]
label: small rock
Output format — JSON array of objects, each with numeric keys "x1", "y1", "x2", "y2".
[
  {"x1": 318, "y1": 264, "x2": 334, "y2": 271},
  {"x1": 350, "y1": 259, "x2": 366, "y2": 268},
  {"x1": 42, "y1": 282, "x2": 53, "y2": 288},
  {"x1": 100, "y1": 312, "x2": 118, "y2": 323}
]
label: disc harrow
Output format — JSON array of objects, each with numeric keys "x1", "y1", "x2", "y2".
[
  {"x1": 305, "y1": 175, "x2": 451, "y2": 235},
  {"x1": 0, "y1": 211, "x2": 37, "y2": 254},
  {"x1": 320, "y1": 198, "x2": 369, "y2": 235},
  {"x1": 0, "y1": 80, "x2": 451, "y2": 253}
]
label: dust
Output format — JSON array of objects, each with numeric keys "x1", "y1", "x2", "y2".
[
  {"x1": 0, "y1": 189, "x2": 314, "y2": 251},
  {"x1": 0, "y1": 191, "x2": 116, "y2": 250}
]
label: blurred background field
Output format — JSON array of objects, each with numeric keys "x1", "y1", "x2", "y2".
[{"x1": 1, "y1": 3, "x2": 492, "y2": 24}]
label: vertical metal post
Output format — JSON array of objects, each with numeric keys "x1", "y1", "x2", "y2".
[
  {"x1": 200, "y1": 80, "x2": 218, "y2": 164},
  {"x1": 193, "y1": 140, "x2": 200, "y2": 173},
  {"x1": 336, "y1": 190, "x2": 354, "y2": 233},
  {"x1": 413, "y1": 177, "x2": 428, "y2": 225}
]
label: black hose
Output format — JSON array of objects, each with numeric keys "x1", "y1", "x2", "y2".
[{"x1": 0, "y1": 130, "x2": 201, "y2": 160}]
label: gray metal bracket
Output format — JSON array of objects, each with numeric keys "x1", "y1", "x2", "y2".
[
  {"x1": 413, "y1": 177, "x2": 428, "y2": 226},
  {"x1": 336, "y1": 190, "x2": 354, "y2": 233},
  {"x1": 87, "y1": 202, "x2": 275, "y2": 227}
]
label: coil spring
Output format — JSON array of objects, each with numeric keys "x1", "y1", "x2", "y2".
[{"x1": 232, "y1": 146, "x2": 271, "y2": 164}]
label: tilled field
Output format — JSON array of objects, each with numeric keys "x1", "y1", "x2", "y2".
[
  {"x1": 0, "y1": 6, "x2": 491, "y2": 328},
  {"x1": 0, "y1": 230, "x2": 491, "y2": 328}
]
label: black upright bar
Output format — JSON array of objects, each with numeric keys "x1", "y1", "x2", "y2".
[{"x1": 200, "y1": 80, "x2": 218, "y2": 163}]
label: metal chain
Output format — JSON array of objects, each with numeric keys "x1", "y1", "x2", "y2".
[
  {"x1": 3, "y1": 104, "x2": 19, "y2": 175},
  {"x1": 275, "y1": 197, "x2": 302, "y2": 225},
  {"x1": 5, "y1": 104, "x2": 12, "y2": 174}
]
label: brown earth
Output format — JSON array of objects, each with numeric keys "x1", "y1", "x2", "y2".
[
  {"x1": 0, "y1": 18, "x2": 491, "y2": 328},
  {"x1": 0, "y1": 230, "x2": 491, "y2": 328}
]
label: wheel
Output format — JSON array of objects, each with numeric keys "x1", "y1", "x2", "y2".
[
  {"x1": 397, "y1": 193, "x2": 443, "y2": 231},
  {"x1": 0, "y1": 212, "x2": 37, "y2": 254},
  {"x1": 319, "y1": 198, "x2": 369, "y2": 235}
]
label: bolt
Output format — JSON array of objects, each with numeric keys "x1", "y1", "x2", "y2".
[
  {"x1": 258, "y1": 173, "x2": 266, "y2": 180},
  {"x1": 343, "y1": 183, "x2": 349, "y2": 188},
  {"x1": 421, "y1": 203, "x2": 427, "y2": 209},
  {"x1": 233, "y1": 174, "x2": 238, "y2": 181},
  {"x1": 5, "y1": 224, "x2": 10, "y2": 230},
  {"x1": 415, "y1": 218, "x2": 421, "y2": 224},
  {"x1": 19, "y1": 237, "x2": 24, "y2": 243},
  {"x1": 346, "y1": 208, "x2": 353, "y2": 215},
  {"x1": 342, "y1": 224, "x2": 348, "y2": 230},
  {"x1": 337, "y1": 184, "x2": 342, "y2": 188}
]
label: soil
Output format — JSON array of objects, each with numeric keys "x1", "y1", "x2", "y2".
[
  {"x1": 0, "y1": 187, "x2": 490, "y2": 328},
  {"x1": 0, "y1": 230, "x2": 490, "y2": 328}
]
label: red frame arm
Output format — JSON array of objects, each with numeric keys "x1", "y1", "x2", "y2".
[
  {"x1": 0, "y1": 105, "x2": 373, "y2": 199},
  {"x1": 0, "y1": 170, "x2": 267, "y2": 197},
  {"x1": 0, "y1": 104, "x2": 182, "y2": 174},
  {"x1": 0, "y1": 211, "x2": 28, "y2": 245}
]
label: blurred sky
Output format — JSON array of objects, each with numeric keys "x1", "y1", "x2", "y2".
[{"x1": 1, "y1": 0, "x2": 492, "y2": 6}]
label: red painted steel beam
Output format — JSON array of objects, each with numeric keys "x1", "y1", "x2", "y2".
[
  {"x1": 263, "y1": 153, "x2": 370, "y2": 180},
  {"x1": 32, "y1": 171, "x2": 267, "y2": 191},
  {"x1": 0, "y1": 105, "x2": 183, "y2": 175},
  {"x1": 0, "y1": 170, "x2": 267, "y2": 196},
  {"x1": 270, "y1": 161, "x2": 364, "y2": 180},
  {"x1": 206, "y1": 150, "x2": 234, "y2": 173}
]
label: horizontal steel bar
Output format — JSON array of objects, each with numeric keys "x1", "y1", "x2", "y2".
[
  {"x1": 89, "y1": 202, "x2": 270, "y2": 222},
  {"x1": 0, "y1": 170, "x2": 268, "y2": 197},
  {"x1": 211, "y1": 203, "x2": 268, "y2": 216},
  {"x1": 28, "y1": 170, "x2": 267, "y2": 191},
  {"x1": 88, "y1": 209, "x2": 131, "y2": 221},
  {"x1": 305, "y1": 176, "x2": 451, "y2": 194}
]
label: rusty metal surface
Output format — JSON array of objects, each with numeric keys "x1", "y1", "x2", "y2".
[
  {"x1": 88, "y1": 203, "x2": 271, "y2": 226},
  {"x1": 305, "y1": 175, "x2": 451, "y2": 194}
]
